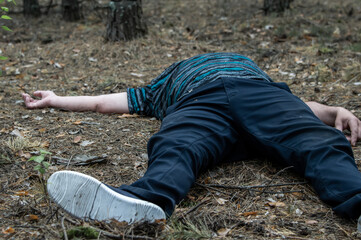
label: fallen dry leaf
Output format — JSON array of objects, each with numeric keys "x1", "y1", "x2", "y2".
[
  {"x1": 240, "y1": 211, "x2": 258, "y2": 217},
  {"x1": 2, "y1": 227, "x2": 15, "y2": 234},
  {"x1": 80, "y1": 140, "x2": 94, "y2": 147},
  {"x1": 40, "y1": 141, "x2": 50, "y2": 148},
  {"x1": 217, "y1": 228, "x2": 231, "y2": 237},
  {"x1": 292, "y1": 192, "x2": 303, "y2": 198},
  {"x1": 25, "y1": 214, "x2": 39, "y2": 221},
  {"x1": 118, "y1": 114, "x2": 139, "y2": 118},
  {"x1": 203, "y1": 176, "x2": 211, "y2": 184},
  {"x1": 216, "y1": 198, "x2": 228, "y2": 205},
  {"x1": 305, "y1": 220, "x2": 318, "y2": 225},
  {"x1": 131, "y1": 72, "x2": 144, "y2": 77},
  {"x1": 10, "y1": 129, "x2": 24, "y2": 138},
  {"x1": 38, "y1": 128, "x2": 46, "y2": 133},
  {"x1": 73, "y1": 136, "x2": 82, "y2": 143},
  {"x1": 19, "y1": 151, "x2": 31, "y2": 159},
  {"x1": 266, "y1": 201, "x2": 286, "y2": 208},
  {"x1": 56, "y1": 133, "x2": 66, "y2": 138},
  {"x1": 15, "y1": 190, "x2": 29, "y2": 196}
]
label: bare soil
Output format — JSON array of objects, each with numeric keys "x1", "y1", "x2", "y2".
[{"x1": 1, "y1": 0, "x2": 361, "y2": 239}]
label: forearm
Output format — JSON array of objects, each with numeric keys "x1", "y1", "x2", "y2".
[
  {"x1": 305, "y1": 101, "x2": 338, "y2": 126},
  {"x1": 50, "y1": 93, "x2": 129, "y2": 114}
]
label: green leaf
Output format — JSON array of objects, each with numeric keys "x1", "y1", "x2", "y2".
[
  {"x1": 1, "y1": 7, "x2": 9, "y2": 12},
  {"x1": 34, "y1": 165, "x2": 45, "y2": 174},
  {"x1": 1, "y1": 15, "x2": 11, "y2": 20},
  {"x1": 40, "y1": 149, "x2": 51, "y2": 155},
  {"x1": 0, "y1": 56, "x2": 8, "y2": 60},
  {"x1": 2, "y1": 25, "x2": 12, "y2": 31},
  {"x1": 42, "y1": 161, "x2": 50, "y2": 169},
  {"x1": 29, "y1": 155, "x2": 45, "y2": 163},
  {"x1": 34, "y1": 164, "x2": 41, "y2": 171}
]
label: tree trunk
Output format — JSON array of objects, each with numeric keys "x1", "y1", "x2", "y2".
[
  {"x1": 62, "y1": 0, "x2": 82, "y2": 21},
  {"x1": 106, "y1": 0, "x2": 147, "y2": 41},
  {"x1": 263, "y1": 0, "x2": 293, "y2": 15},
  {"x1": 23, "y1": 0, "x2": 41, "y2": 17}
]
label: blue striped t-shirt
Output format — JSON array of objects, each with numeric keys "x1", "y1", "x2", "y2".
[{"x1": 127, "y1": 53, "x2": 272, "y2": 119}]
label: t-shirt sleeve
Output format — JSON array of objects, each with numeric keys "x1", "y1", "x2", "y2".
[{"x1": 126, "y1": 85, "x2": 154, "y2": 117}]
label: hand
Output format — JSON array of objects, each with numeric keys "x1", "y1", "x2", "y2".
[
  {"x1": 334, "y1": 107, "x2": 361, "y2": 146},
  {"x1": 22, "y1": 91, "x2": 57, "y2": 109}
]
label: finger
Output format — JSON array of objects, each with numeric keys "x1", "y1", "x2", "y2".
[
  {"x1": 335, "y1": 119, "x2": 344, "y2": 132},
  {"x1": 27, "y1": 100, "x2": 41, "y2": 109},
  {"x1": 22, "y1": 94, "x2": 34, "y2": 107},
  {"x1": 349, "y1": 119, "x2": 359, "y2": 146},
  {"x1": 22, "y1": 93, "x2": 30, "y2": 102},
  {"x1": 33, "y1": 91, "x2": 43, "y2": 97}
]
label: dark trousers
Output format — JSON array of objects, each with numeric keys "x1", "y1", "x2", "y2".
[{"x1": 120, "y1": 78, "x2": 361, "y2": 219}]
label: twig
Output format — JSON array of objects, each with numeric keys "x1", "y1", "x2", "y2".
[
  {"x1": 335, "y1": 223, "x2": 351, "y2": 238},
  {"x1": 66, "y1": 155, "x2": 74, "y2": 169},
  {"x1": 202, "y1": 181, "x2": 307, "y2": 190},
  {"x1": 46, "y1": 207, "x2": 58, "y2": 224},
  {"x1": 61, "y1": 216, "x2": 68, "y2": 240},
  {"x1": 260, "y1": 166, "x2": 294, "y2": 195},
  {"x1": 181, "y1": 199, "x2": 210, "y2": 218},
  {"x1": 13, "y1": 225, "x2": 41, "y2": 229},
  {"x1": 64, "y1": 215, "x2": 81, "y2": 225},
  {"x1": 253, "y1": 190, "x2": 304, "y2": 194},
  {"x1": 7, "y1": 174, "x2": 36, "y2": 188},
  {"x1": 195, "y1": 183, "x2": 234, "y2": 196}
]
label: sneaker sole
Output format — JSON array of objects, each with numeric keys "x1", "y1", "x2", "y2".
[{"x1": 47, "y1": 170, "x2": 166, "y2": 223}]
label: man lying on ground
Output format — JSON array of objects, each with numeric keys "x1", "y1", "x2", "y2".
[{"x1": 22, "y1": 53, "x2": 361, "y2": 229}]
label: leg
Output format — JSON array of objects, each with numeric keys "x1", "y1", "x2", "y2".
[
  {"x1": 119, "y1": 80, "x2": 251, "y2": 216},
  {"x1": 224, "y1": 78, "x2": 361, "y2": 218},
  {"x1": 46, "y1": 80, "x2": 250, "y2": 221}
]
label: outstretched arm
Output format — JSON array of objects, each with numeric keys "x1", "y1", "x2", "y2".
[
  {"x1": 306, "y1": 101, "x2": 361, "y2": 146},
  {"x1": 22, "y1": 91, "x2": 129, "y2": 114}
]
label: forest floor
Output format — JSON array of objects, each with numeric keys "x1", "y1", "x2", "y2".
[{"x1": 1, "y1": 0, "x2": 361, "y2": 239}]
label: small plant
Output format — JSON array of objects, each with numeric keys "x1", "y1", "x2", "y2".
[
  {"x1": 29, "y1": 149, "x2": 52, "y2": 197},
  {"x1": 0, "y1": 0, "x2": 16, "y2": 75},
  {"x1": 0, "y1": 0, "x2": 14, "y2": 32},
  {"x1": 28, "y1": 149, "x2": 52, "y2": 175}
]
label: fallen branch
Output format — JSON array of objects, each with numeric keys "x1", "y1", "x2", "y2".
[
  {"x1": 195, "y1": 183, "x2": 235, "y2": 196},
  {"x1": 259, "y1": 166, "x2": 294, "y2": 195},
  {"x1": 201, "y1": 181, "x2": 307, "y2": 190}
]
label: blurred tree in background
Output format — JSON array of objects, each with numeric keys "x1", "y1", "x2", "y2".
[
  {"x1": 105, "y1": 0, "x2": 147, "y2": 41},
  {"x1": 61, "y1": 0, "x2": 82, "y2": 21},
  {"x1": 264, "y1": 0, "x2": 294, "y2": 15},
  {"x1": 23, "y1": 0, "x2": 41, "y2": 17}
]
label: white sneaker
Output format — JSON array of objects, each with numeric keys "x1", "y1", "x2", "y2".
[{"x1": 47, "y1": 170, "x2": 166, "y2": 223}]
